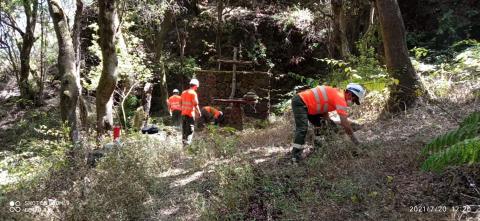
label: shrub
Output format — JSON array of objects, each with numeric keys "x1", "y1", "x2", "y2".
[
  {"x1": 188, "y1": 126, "x2": 238, "y2": 159},
  {"x1": 201, "y1": 163, "x2": 255, "y2": 220},
  {"x1": 118, "y1": 95, "x2": 140, "y2": 128},
  {"x1": 67, "y1": 135, "x2": 171, "y2": 220}
]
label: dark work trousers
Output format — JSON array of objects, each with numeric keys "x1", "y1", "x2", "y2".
[
  {"x1": 172, "y1": 110, "x2": 181, "y2": 127},
  {"x1": 198, "y1": 110, "x2": 222, "y2": 129},
  {"x1": 182, "y1": 115, "x2": 195, "y2": 146},
  {"x1": 198, "y1": 109, "x2": 212, "y2": 129},
  {"x1": 292, "y1": 94, "x2": 326, "y2": 147}
]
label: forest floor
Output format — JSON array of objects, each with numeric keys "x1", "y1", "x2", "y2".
[
  {"x1": 1, "y1": 85, "x2": 480, "y2": 220},
  {"x1": 1, "y1": 57, "x2": 480, "y2": 220},
  {"x1": 142, "y1": 89, "x2": 480, "y2": 220}
]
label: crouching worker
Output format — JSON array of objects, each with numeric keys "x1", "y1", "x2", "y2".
[
  {"x1": 181, "y1": 79, "x2": 201, "y2": 147},
  {"x1": 167, "y1": 89, "x2": 182, "y2": 127},
  {"x1": 291, "y1": 83, "x2": 365, "y2": 163},
  {"x1": 200, "y1": 106, "x2": 225, "y2": 127}
]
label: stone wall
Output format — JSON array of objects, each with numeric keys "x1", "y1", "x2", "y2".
[{"x1": 195, "y1": 70, "x2": 271, "y2": 119}]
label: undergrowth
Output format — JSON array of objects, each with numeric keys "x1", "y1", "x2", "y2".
[
  {"x1": 0, "y1": 109, "x2": 70, "y2": 193},
  {"x1": 201, "y1": 162, "x2": 255, "y2": 220},
  {"x1": 188, "y1": 125, "x2": 239, "y2": 161}
]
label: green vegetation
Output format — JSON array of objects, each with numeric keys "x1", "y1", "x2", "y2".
[
  {"x1": 188, "y1": 125, "x2": 238, "y2": 160},
  {"x1": 422, "y1": 112, "x2": 480, "y2": 172},
  {"x1": 201, "y1": 163, "x2": 255, "y2": 220},
  {"x1": 0, "y1": 106, "x2": 70, "y2": 193}
]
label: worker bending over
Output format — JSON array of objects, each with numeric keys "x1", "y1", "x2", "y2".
[
  {"x1": 200, "y1": 106, "x2": 225, "y2": 127},
  {"x1": 291, "y1": 83, "x2": 366, "y2": 163}
]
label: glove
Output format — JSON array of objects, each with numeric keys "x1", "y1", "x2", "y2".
[{"x1": 351, "y1": 136, "x2": 360, "y2": 146}]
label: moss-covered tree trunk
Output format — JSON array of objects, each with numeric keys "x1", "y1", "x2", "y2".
[
  {"x1": 18, "y1": 0, "x2": 39, "y2": 103},
  {"x1": 376, "y1": 0, "x2": 419, "y2": 112},
  {"x1": 47, "y1": 0, "x2": 81, "y2": 141},
  {"x1": 72, "y1": 0, "x2": 88, "y2": 129},
  {"x1": 96, "y1": 0, "x2": 118, "y2": 135}
]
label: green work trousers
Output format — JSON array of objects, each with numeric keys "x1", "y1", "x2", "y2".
[{"x1": 292, "y1": 94, "x2": 326, "y2": 146}]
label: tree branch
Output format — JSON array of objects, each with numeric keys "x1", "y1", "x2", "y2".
[{"x1": 1, "y1": 14, "x2": 25, "y2": 36}]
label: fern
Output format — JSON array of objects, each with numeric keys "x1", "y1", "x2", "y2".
[
  {"x1": 459, "y1": 111, "x2": 480, "y2": 128},
  {"x1": 422, "y1": 111, "x2": 480, "y2": 155},
  {"x1": 422, "y1": 124, "x2": 480, "y2": 155},
  {"x1": 421, "y1": 137, "x2": 480, "y2": 172}
]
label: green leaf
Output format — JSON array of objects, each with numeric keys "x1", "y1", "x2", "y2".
[{"x1": 421, "y1": 137, "x2": 480, "y2": 172}]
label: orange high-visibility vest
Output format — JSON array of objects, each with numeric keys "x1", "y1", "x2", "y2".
[
  {"x1": 181, "y1": 88, "x2": 198, "y2": 117},
  {"x1": 168, "y1": 95, "x2": 182, "y2": 111},
  {"x1": 298, "y1": 85, "x2": 349, "y2": 116},
  {"x1": 203, "y1": 106, "x2": 221, "y2": 119}
]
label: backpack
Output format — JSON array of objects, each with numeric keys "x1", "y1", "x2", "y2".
[{"x1": 141, "y1": 125, "x2": 159, "y2": 134}]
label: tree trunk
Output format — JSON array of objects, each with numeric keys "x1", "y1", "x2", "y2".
[
  {"x1": 344, "y1": 0, "x2": 371, "y2": 55},
  {"x1": 142, "y1": 82, "x2": 153, "y2": 127},
  {"x1": 47, "y1": 0, "x2": 81, "y2": 141},
  {"x1": 96, "y1": 0, "x2": 119, "y2": 135},
  {"x1": 330, "y1": 0, "x2": 349, "y2": 59},
  {"x1": 216, "y1": 0, "x2": 223, "y2": 69},
  {"x1": 39, "y1": 0, "x2": 46, "y2": 105},
  {"x1": 330, "y1": 0, "x2": 343, "y2": 59},
  {"x1": 150, "y1": 57, "x2": 168, "y2": 116},
  {"x1": 19, "y1": 0, "x2": 39, "y2": 103},
  {"x1": 72, "y1": 0, "x2": 88, "y2": 129},
  {"x1": 150, "y1": 11, "x2": 172, "y2": 117},
  {"x1": 375, "y1": 0, "x2": 419, "y2": 112}
]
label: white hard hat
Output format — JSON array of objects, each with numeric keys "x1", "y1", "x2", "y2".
[
  {"x1": 346, "y1": 83, "x2": 366, "y2": 104},
  {"x1": 189, "y1": 78, "x2": 200, "y2": 86},
  {"x1": 173, "y1": 89, "x2": 179, "y2": 93}
]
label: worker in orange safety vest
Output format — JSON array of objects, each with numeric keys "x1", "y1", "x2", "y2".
[
  {"x1": 291, "y1": 83, "x2": 366, "y2": 163},
  {"x1": 167, "y1": 89, "x2": 182, "y2": 127},
  {"x1": 181, "y1": 79, "x2": 201, "y2": 146},
  {"x1": 200, "y1": 106, "x2": 225, "y2": 127}
]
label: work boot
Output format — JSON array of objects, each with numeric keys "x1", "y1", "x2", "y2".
[
  {"x1": 291, "y1": 147, "x2": 303, "y2": 164},
  {"x1": 303, "y1": 147, "x2": 316, "y2": 159},
  {"x1": 314, "y1": 135, "x2": 324, "y2": 148},
  {"x1": 182, "y1": 140, "x2": 189, "y2": 148}
]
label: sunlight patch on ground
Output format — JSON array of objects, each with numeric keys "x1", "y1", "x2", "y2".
[
  {"x1": 159, "y1": 206, "x2": 179, "y2": 216},
  {"x1": 0, "y1": 169, "x2": 17, "y2": 185},
  {"x1": 157, "y1": 168, "x2": 189, "y2": 178},
  {"x1": 0, "y1": 89, "x2": 19, "y2": 100},
  {"x1": 245, "y1": 146, "x2": 289, "y2": 157},
  {"x1": 170, "y1": 171, "x2": 204, "y2": 188},
  {"x1": 201, "y1": 159, "x2": 231, "y2": 169},
  {"x1": 254, "y1": 158, "x2": 269, "y2": 164}
]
